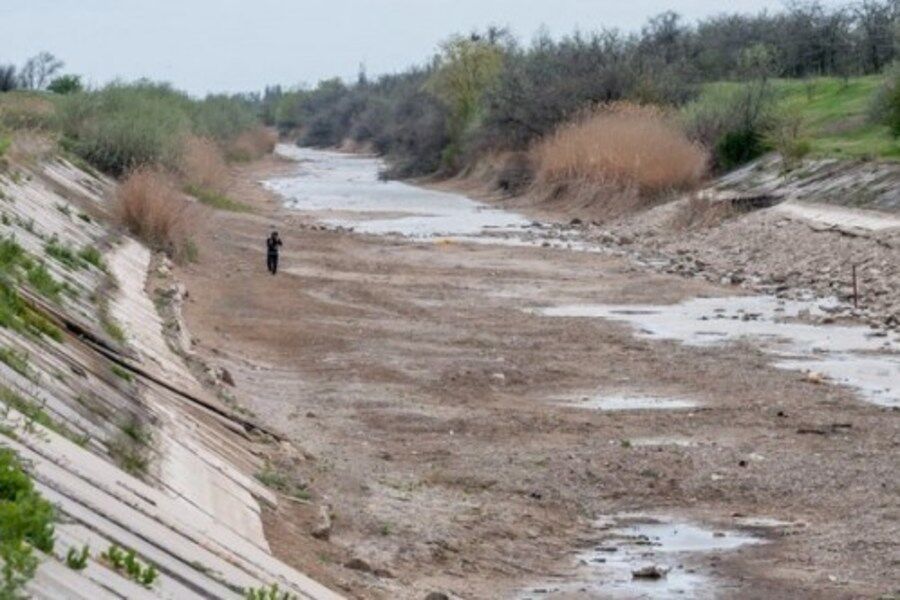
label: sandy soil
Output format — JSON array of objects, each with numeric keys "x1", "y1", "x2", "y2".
[{"x1": 173, "y1": 155, "x2": 899, "y2": 599}]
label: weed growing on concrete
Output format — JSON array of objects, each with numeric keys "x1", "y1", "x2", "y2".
[
  {"x1": 244, "y1": 583, "x2": 298, "y2": 600},
  {"x1": 65, "y1": 545, "x2": 89, "y2": 570},
  {"x1": 107, "y1": 416, "x2": 150, "y2": 478},
  {"x1": 45, "y1": 237, "x2": 84, "y2": 270},
  {"x1": 0, "y1": 346, "x2": 31, "y2": 379},
  {"x1": 77, "y1": 245, "x2": 105, "y2": 270},
  {"x1": 0, "y1": 385, "x2": 88, "y2": 445},
  {"x1": 101, "y1": 544, "x2": 158, "y2": 587},
  {"x1": 110, "y1": 364, "x2": 133, "y2": 382}
]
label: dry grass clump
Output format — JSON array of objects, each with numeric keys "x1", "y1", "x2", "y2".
[
  {"x1": 116, "y1": 168, "x2": 198, "y2": 260},
  {"x1": 533, "y1": 103, "x2": 709, "y2": 198},
  {"x1": 225, "y1": 127, "x2": 277, "y2": 161},
  {"x1": 179, "y1": 134, "x2": 228, "y2": 193}
]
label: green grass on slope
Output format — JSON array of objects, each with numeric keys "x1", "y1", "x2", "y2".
[{"x1": 705, "y1": 76, "x2": 900, "y2": 160}]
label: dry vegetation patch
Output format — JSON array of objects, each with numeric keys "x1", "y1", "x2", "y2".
[
  {"x1": 226, "y1": 127, "x2": 277, "y2": 162},
  {"x1": 533, "y1": 103, "x2": 708, "y2": 196},
  {"x1": 179, "y1": 135, "x2": 229, "y2": 193},
  {"x1": 116, "y1": 168, "x2": 198, "y2": 261}
]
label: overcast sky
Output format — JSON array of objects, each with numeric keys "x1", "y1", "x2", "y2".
[{"x1": 2, "y1": 0, "x2": 845, "y2": 96}]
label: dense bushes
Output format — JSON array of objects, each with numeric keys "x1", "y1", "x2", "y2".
[
  {"x1": 274, "y1": 70, "x2": 450, "y2": 177},
  {"x1": 56, "y1": 83, "x2": 192, "y2": 175},
  {"x1": 54, "y1": 82, "x2": 267, "y2": 176},
  {"x1": 191, "y1": 95, "x2": 260, "y2": 143}
]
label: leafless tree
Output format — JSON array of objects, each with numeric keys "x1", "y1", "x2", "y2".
[{"x1": 17, "y1": 52, "x2": 64, "y2": 90}]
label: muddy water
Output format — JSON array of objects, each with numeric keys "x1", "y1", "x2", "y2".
[
  {"x1": 521, "y1": 516, "x2": 763, "y2": 600},
  {"x1": 266, "y1": 145, "x2": 529, "y2": 236},
  {"x1": 541, "y1": 296, "x2": 900, "y2": 408}
]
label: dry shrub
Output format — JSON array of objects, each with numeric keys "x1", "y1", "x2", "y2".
[
  {"x1": 179, "y1": 134, "x2": 228, "y2": 193},
  {"x1": 225, "y1": 126, "x2": 277, "y2": 161},
  {"x1": 533, "y1": 102, "x2": 708, "y2": 200},
  {"x1": 116, "y1": 168, "x2": 198, "y2": 260}
]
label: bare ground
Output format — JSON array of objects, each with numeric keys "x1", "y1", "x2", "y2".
[{"x1": 172, "y1": 156, "x2": 899, "y2": 600}]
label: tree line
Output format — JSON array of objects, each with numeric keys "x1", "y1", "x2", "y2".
[{"x1": 259, "y1": 1, "x2": 899, "y2": 176}]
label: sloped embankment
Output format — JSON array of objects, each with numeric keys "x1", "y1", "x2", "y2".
[
  {"x1": 0, "y1": 148, "x2": 341, "y2": 598},
  {"x1": 450, "y1": 151, "x2": 900, "y2": 326}
]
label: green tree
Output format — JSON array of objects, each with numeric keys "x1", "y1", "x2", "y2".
[
  {"x1": 426, "y1": 34, "x2": 505, "y2": 169},
  {"x1": 47, "y1": 75, "x2": 82, "y2": 95}
]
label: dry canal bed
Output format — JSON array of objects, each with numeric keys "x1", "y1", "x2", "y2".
[{"x1": 171, "y1": 147, "x2": 899, "y2": 599}]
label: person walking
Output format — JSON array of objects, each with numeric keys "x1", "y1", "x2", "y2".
[{"x1": 266, "y1": 230, "x2": 283, "y2": 275}]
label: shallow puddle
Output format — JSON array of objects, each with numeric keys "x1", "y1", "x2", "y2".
[
  {"x1": 521, "y1": 516, "x2": 762, "y2": 600},
  {"x1": 629, "y1": 437, "x2": 698, "y2": 447},
  {"x1": 266, "y1": 146, "x2": 529, "y2": 237},
  {"x1": 563, "y1": 395, "x2": 699, "y2": 411},
  {"x1": 540, "y1": 296, "x2": 899, "y2": 407}
]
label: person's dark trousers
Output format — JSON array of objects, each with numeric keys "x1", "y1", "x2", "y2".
[{"x1": 267, "y1": 253, "x2": 278, "y2": 275}]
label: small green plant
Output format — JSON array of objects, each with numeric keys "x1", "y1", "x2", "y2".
[
  {"x1": 140, "y1": 563, "x2": 158, "y2": 587},
  {"x1": 98, "y1": 296, "x2": 126, "y2": 343},
  {"x1": 0, "y1": 237, "x2": 25, "y2": 272},
  {"x1": 107, "y1": 417, "x2": 151, "y2": 477},
  {"x1": 110, "y1": 364, "x2": 133, "y2": 382},
  {"x1": 1, "y1": 385, "x2": 86, "y2": 445},
  {"x1": 54, "y1": 203, "x2": 72, "y2": 217},
  {"x1": 65, "y1": 545, "x2": 90, "y2": 570},
  {"x1": 0, "y1": 448, "x2": 56, "y2": 597},
  {"x1": 77, "y1": 212, "x2": 92, "y2": 223},
  {"x1": 45, "y1": 237, "x2": 84, "y2": 270},
  {"x1": 25, "y1": 262, "x2": 65, "y2": 301},
  {"x1": 77, "y1": 245, "x2": 105, "y2": 270},
  {"x1": 0, "y1": 134, "x2": 11, "y2": 160},
  {"x1": 101, "y1": 544, "x2": 158, "y2": 587},
  {"x1": 379, "y1": 522, "x2": 393, "y2": 536},
  {"x1": 20, "y1": 307, "x2": 63, "y2": 342},
  {"x1": 123, "y1": 548, "x2": 141, "y2": 578},
  {"x1": 101, "y1": 544, "x2": 124, "y2": 569},
  {"x1": 254, "y1": 464, "x2": 310, "y2": 501},
  {"x1": 103, "y1": 318, "x2": 126, "y2": 344},
  {"x1": 0, "y1": 346, "x2": 31, "y2": 378},
  {"x1": 245, "y1": 583, "x2": 298, "y2": 600}
]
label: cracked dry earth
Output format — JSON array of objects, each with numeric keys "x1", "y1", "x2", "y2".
[{"x1": 172, "y1": 153, "x2": 899, "y2": 600}]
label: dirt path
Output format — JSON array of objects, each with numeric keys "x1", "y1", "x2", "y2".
[{"x1": 173, "y1": 152, "x2": 899, "y2": 599}]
